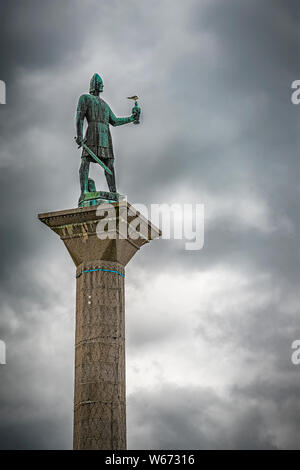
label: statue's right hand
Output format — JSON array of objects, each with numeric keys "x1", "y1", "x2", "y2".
[
  {"x1": 76, "y1": 136, "x2": 83, "y2": 147},
  {"x1": 132, "y1": 105, "x2": 141, "y2": 117}
]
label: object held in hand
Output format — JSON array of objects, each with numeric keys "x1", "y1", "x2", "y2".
[{"x1": 127, "y1": 95, "x2": 141, "y2": 124}]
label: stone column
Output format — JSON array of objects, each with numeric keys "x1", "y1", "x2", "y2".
[
  {"x1": 38, "y1": 202, "x2": 160, "y2": 450},
  {"x1": 74, "y1": 260, "x2": 126, "y2": 450}
]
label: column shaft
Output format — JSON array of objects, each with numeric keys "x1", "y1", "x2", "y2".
[{"x1": 73, "y1": 260, "x2": 126, "y2": 450}]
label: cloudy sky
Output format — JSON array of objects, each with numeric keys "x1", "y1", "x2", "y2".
[{"x1": 0, "y1": 0, "x2": 300, "y2": 449}]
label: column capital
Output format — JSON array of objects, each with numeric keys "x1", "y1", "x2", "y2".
[{"x1": 38, "y1": 201, "x2": 161, "y2": 267}]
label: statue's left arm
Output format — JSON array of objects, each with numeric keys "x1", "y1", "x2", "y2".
[{"x1": 109, "y1": 107, "x2": 137, "y2": 127}]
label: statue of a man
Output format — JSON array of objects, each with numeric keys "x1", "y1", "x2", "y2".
[{"x1": 76, "y1": 73, "x2": 140, "y2": 203}]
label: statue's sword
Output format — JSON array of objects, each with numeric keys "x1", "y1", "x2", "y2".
[{"x1": 75, "y1": 138, "x2": 113, "y2": 176}]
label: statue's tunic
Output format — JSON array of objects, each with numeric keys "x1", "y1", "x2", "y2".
[{"x1": 76, "y1": 94, "x2": 132, "y2": 160}]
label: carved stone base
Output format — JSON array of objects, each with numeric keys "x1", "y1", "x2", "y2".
[{"x1": 78, "y1": 191, "x2": 119, "y2": 208}]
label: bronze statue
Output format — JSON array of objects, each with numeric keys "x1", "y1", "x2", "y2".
[{"x1": 75, "y1": 73, "x2": 140, "y2": 206}]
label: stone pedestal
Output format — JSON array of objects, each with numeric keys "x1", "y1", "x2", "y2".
[{"x1": 38, "y1": 201, "x2": 160, "y2": 450}]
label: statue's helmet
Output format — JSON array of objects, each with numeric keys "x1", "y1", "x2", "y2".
[{"x1": 89, "y1": 73, "x2": 103, "y2": 93}]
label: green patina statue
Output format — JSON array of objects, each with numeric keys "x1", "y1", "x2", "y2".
[{"x1": 75, "y1": 73, "x2": 141, "y2": 207}]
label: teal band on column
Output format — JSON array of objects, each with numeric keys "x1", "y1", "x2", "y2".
[{"x1": 76, "y1": 268, "x2": 125, "y2": 279}]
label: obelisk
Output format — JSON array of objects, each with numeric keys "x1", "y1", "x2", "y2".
[{"x1": 38, "y1": 201, "x2": 160, "y2": 449}]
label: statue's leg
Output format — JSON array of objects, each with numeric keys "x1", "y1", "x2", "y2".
[
  {"x1": 104, "y1": 158, "x2": 117, "y2": 193},
  {"x1": 79, "y1": 157, "x2": 90, "y2": 194}
]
